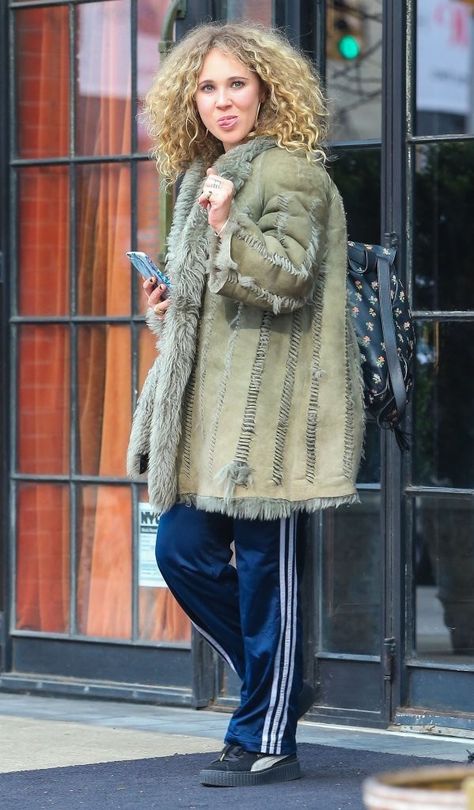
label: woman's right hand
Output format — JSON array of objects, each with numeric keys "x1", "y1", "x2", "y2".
[{"x1": 144, "y1": 279, "x2": 170, "y2": 320}]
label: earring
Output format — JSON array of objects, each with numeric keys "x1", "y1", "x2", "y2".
[
  {"x1": 205, "y1": 127, "x2": 209, "y2": 137},
  {"x1": 254, "y1": 102, "x2": 261, "y2": 128}
]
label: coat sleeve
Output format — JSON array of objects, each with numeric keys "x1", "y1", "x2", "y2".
[{"x1": 208, "y1": 155, "x2": 329, "y2": 314}]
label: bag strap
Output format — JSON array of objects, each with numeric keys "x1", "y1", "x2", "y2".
[{"x1": 377, "y1": 254, "x2": 407, "y2": 421}]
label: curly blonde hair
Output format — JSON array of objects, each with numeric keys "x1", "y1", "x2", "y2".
[{"x1": 145, "y1": 22, "x2": 329, "y2": 181}]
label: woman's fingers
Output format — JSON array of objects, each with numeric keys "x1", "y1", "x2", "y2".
[
  {"x1": 154, "y1": 298, "x2": 171, "y2": 320},
  {"x1": 146, "y1": 282, "x2": 168, "y2": 306}
]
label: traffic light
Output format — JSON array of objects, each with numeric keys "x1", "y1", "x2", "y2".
[{"x1": 327, "y1": 0, "x2": 364, "y2": 61}]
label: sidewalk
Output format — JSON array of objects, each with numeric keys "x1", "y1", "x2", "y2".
[
  {"x1": 0, "y1": 692, "x2": 472, "y2": 808},
  {"x1": 0, "y1": 691, "x2": 472, "y2": 772}
]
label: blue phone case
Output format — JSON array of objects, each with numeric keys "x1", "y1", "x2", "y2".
[{"x1": 126, "y1": 251, "x2": 171, "y2": 288}]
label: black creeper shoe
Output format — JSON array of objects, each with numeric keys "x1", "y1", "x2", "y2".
[{"x1": 199, "y1": 744, "x2": 301, "y2": 787}]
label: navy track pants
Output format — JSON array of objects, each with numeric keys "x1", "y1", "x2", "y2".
[{"x1": 155, "y1": 503, "x2": 304, "y2": 755}]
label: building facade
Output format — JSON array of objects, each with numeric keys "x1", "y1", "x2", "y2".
[{"x1": 0, "y1": 0, "x2": 473, "y2": 733}]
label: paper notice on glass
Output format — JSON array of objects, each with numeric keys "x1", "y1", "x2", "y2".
[{"x1": 138, "y1": 502, "x2": 166, "y2": 588}]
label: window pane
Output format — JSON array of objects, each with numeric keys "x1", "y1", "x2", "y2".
[
  {"x1": 77, "y1": 485, "x2": 132, "y2": 639},
  {"x1": 77, "y1": 326, "x2": 131, "y2": 477},
  {"x1": 413, "y1": 321, "x2": 474, "y2": 488},
  {"x1": 329, "y1": 148, "x2": 381, "y2": 243},
  {"x1": 17, "y1": 167, "x2": 69, "y2": 316},
  {"x1": 139, "y1": 325, "x2": 157, "y2": 390},
  {"x1": 15, "y1": 6, "x2": 69, "y2": 158},
  {"x1": 137, "y1": 0, "x2": 171, "y2": 152},
  {"x1": 223, "y1": 0, "x2": 272, "y2": 23},
  {"x1": 326, "y1": 0, "x2": 382, "y2": 141},
  {"x1": 16, "y1": 484, "x2": 70, "y2": 633},
  {"x1": 137, "y1": 487, "x2": 191, "y2": 644},
  {"x1": 416, "y1": 0, "x2": 474, "y2": 137},
  {"x1": 413, "y1": 495, "x2": 474, "y2": 661},
  {"x1": 320, "y1": 491, "x2": 381, "y2": 655},
  {"x1": 75, "y1": 0, "x2": 131, "y2": 156},
  {"x1": 18, "y1": 325, "x2": 70, "y2": 475},
  {"x1": 357, "y1": 421, "x2": 380, "y2": 484},
  {"x1": 413, "y1": 141, "x2": 474, "y2": 311},
  {"x1": 76, "y1": 163, "x2": 131, "y2": 316},
  {"x1": 134, "y1": 160, "x2": 162, "y2": 313}
]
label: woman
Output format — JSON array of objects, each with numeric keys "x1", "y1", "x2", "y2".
[{"x1": 127, "y1": 22, "x2": 364, "y2": 787}]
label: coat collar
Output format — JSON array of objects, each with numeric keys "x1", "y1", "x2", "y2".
[{"x1": 211, "y1": 136, "x2": 278, "y2": 193}]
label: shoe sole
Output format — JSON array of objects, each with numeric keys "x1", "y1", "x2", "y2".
[{"x1": 199, "y1": 759, "x2": 301, "y2": 787}]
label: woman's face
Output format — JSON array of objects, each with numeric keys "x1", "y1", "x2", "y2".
[{"x1": 195, "y1": 48, "x2": 263, "y2": 152}]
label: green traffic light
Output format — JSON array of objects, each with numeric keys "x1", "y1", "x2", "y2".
[{"x1": 338, "y1": 34, "x2": 361, "y2": 60}]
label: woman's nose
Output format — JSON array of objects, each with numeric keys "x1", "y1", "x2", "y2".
[{"x1": 215, "y1": 88, "x2": 231, "y2": 107}]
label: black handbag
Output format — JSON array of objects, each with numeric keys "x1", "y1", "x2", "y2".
[{"x1": 346, "y1": 241, "x2": 415, "y2": 449}]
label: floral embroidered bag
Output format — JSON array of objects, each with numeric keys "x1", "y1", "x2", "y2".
[{"x1": 346, "y1": 241, "x2": 415, "y2": 449}]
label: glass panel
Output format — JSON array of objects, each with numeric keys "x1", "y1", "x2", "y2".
[
  {"x1": 76, "y1": 163, "x2": 131, "y2": 316},
  {"x1": 75, "y1": 0, "x2": 131, "y2": 156},
  {"x1": 320, "y1": 491, "x2": 381, "y2": 655},
  {"x1": 136, "y1": 0, "x2": 171, "y2": 153},
  {"x1": 357, "y1": 421, "x2": 381, "y2": 484},
  {"x1": 413, "y1": 141, "x2": 474, "y2": 311},
  {"x1": 137, "y1": 487, "x2": 191, "y2": 643},
  {"x1": 413, "y1": 321, "x2": 474, "y2": 488},
  {"x1": 17, "y1": 167, "x2": 69, "y2": 315},
  {"x1": 16, "y1": 484, "x2": 70, "y2": 633},
  {"x1": 18, "y1": 326, "x2": 70, "y2": 474},
  {"x1": 414, "y1": 495, "x2": 474, "y2": 660},
  {"x1": 77, "y1": 326, "x2": 131, "y2": 477},
  {"x1": 139, "y1": 325, "x2": 157, "y2": 390},
  {"x1": 329, "y1": 148, "x2": 381, "y2": 244},
  {"x1": 326, "y1": 0, "x2": 382, "y2": 141},
  {"x1": 15, "y1": 6, "x2": 69, "y2": 158},
  {"x1": 77, "y1": 485, "x2": 132, "y2": 639},
  {"x1": 224, "y1": 0, "x2": 272, "y2": 24},
  {"x1": 134, "y1": 160, "x2": 161, "y2": 313},
  {"x1": 416, "y1": 0, "x2": 474, "y2": 137}
]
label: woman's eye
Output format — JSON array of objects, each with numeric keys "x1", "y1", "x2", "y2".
[
  {"x1": 231, "y1": 80, "x2": 245, "y2": 88},
  {"x1": 200, "y1": 84, "x2": 214, "y2": 93}
]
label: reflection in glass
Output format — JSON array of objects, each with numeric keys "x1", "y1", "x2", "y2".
[
  {"x1": 17, "y1": 167, "x2": 70, "y2": 316},
  {"x1": 416, "y1": 0, "x2": 474, "y2": 137},
  {"x1": 223, "y1": 0, "x2": 272, "y2": 24},
  {"x1": 326, "y1": 0, "x2": 382, "y2": 141},
  {"x1": 138, "y1": 487, "x2": 191, "y2": 644},
  {"x1": 77, "y1": 326, "x2": 131, "y2": 477},
  {"x1": 77, "y1": 485, "x2": 132, "y2": 638},
  {"x1": 135, "y1": 160, "x2": 162, "y2": 313},
  {"x1": 329, "y1": 148, "x2": 381, "y2": 243},
  {"x1": 413, "y1": 321, "x2": 474, "y2": 488},
  {"x1": 16, "y1": 484, "x2": 70, "y2": 633},
  {"x1": 320, "y1": 491, "x2": 381, "y2": 655},
  {"x1": 357, "y1": 421, "x2": 380, "y2": 484},
  {"x1": 137, "y1": 0, "x2": 171, "y2": 152},
  {"x1": 413, "y1": 141, "x2": 474, "y2": 311},
  {"x1": 139, "y1": 325, "x2": 157, "y2": 391},
  {"x1": 76, "y1": 163, "x2": 131, "y2": 316},
  {"x1": 75, "y1": 0, "x2": 131, "y2": 155},
  {"x1": 414, "y1": 495, "x2": 474, "y2": 659},
  {"x1": 18, "y1": 326, "x2": 70, "y2": 474},
  {"x1": 15, "y1": 5, "x2": 69, "y2": 158}
]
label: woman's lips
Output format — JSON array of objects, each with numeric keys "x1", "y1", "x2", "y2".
[{"x1": 217, "y1": 116, "x2": 238, "y2": 130}]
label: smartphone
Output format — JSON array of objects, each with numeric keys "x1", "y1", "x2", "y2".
[{"x1": 126, "y1": 251, "x2": 171, "y2": 290}]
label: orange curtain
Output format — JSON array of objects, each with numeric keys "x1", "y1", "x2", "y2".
[{"x1": 15, "y1": 6, "x2": 70, "y2": 632}]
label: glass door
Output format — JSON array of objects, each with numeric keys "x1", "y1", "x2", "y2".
[{"x1": 398, "y1": 0, "x2": 474, "y2": 729}]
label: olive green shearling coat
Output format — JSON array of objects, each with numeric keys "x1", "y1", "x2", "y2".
[{"x1": 127, "y1": 137, "x2": 364, "y2": 520}]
